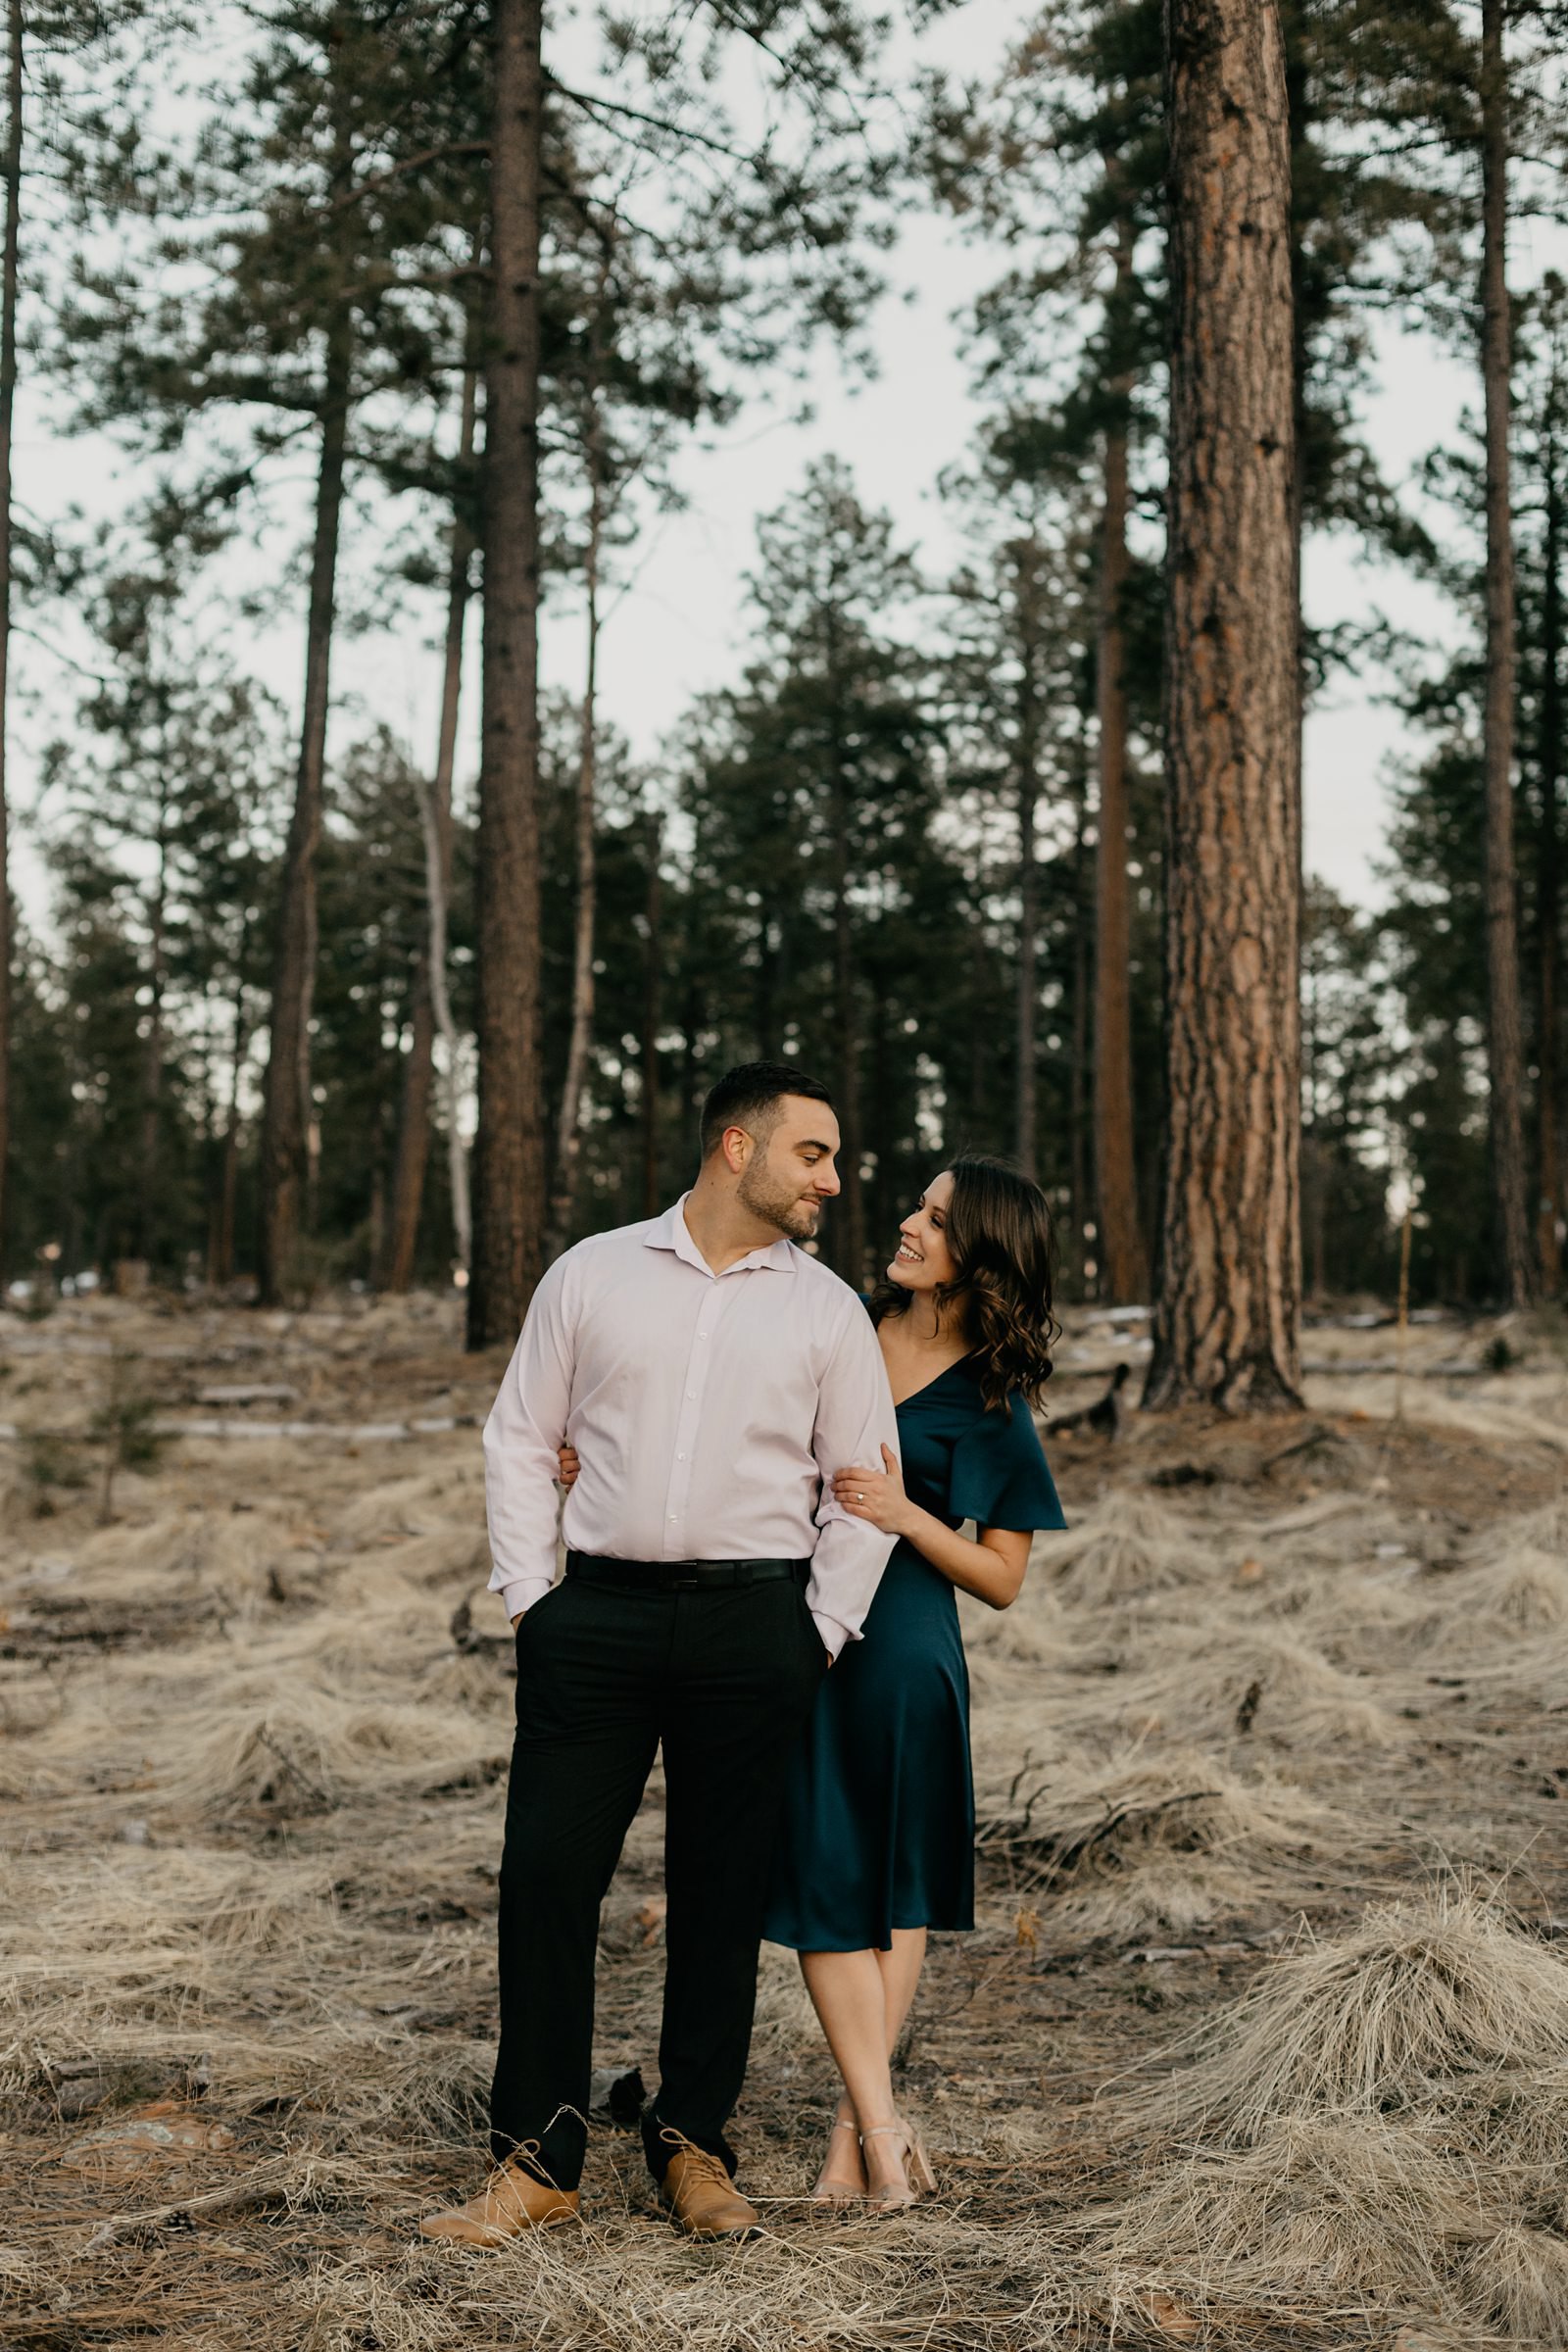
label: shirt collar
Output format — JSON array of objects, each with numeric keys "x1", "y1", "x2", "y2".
[{"x1": 645, "y1": 1194, "x2": 798, "y2": 1278}]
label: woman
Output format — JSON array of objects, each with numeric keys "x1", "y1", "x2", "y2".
[
  {"x1": 558, "y1": 1155, "x2": 1063, "y2": 2214},
  {"x1": 762, "y1": 1154, "x2": 1064, "y2": 2212}
]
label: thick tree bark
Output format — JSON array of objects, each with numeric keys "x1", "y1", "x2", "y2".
[
  {"x1": 0, "y1": 0, "x2": 19, "y2": 1270},
  {"x1": 1479, "y1": 0, "x2": 1536, "y2": 1308},
  {"x1": 467, "y1": 0, "x2": 546, "y2": 1348},
  {"x1": 381, "y1": 984, "x2": 436, "y2": 1291},
  {"x1": 828, "y1": 766, "x2": 865, "y2": 1285},
  {"x1": 1145, "y1": 0, "x2": 1302, "y2": 1412},
  {"x1": 1069, "y1": 773, "x2": 1091, "y2": 1294},
  {"x1": 1094, "y1": 291, "x2": 1150, "y2": 1304},
  {"x1": 546, "y1": 420, "x2": 604, "y2": 1255},
  {"x1": 1015, "y1": 765, "x2": 1039, "y2": 1179},
  {"x1": 641, "y1": 813, "x2": 662, "y2": 1217},
  {"x1": 1013, "y1": 546, "x2": 1041, "y2": 1181},
  {"x1": 257, "y1": 318, "x2": 352, "y2": 1304},
  {"x1": 822, "y1": 607, "x2": 865, "y2": 1285},
  {"x1": 137, "y1": 799, "x2": 171, "y2": 1262},
  {"x1": 381, "y1": 358, "x2": 478, "y2": 1292},
  {"x1": 1539, "y1": 401, "x2": 1563, "y2": 1297},
  {"x1": 211, "y1": 993, "x2": 248, "y2": 1289}
]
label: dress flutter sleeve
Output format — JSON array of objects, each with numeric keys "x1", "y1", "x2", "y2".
[{"x1": 948, "y1": 1393, "x2": 1067, "y2": 1533}]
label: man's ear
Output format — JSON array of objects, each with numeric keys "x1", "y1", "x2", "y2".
[{"x1": 721, "y1": 1123, "x2": 751, "y2": 1174}]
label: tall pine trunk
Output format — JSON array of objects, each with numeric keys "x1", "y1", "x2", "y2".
[
  {"x1": 641, "y1": 812, "x2": 662, "y2": 1217},
  {"x1": 467, "y1": 0, "x2": 546, "y2": 1348},
  {"x1": 1014, "y1": 548, "x2": 1041, "y2": 1179},
  {"x1": 1014, "y1": 736, "x2": 1039, "y2": 1182},
  {"x1": 258, "y1": 317, "x2": 352, "y2": 1303},
  {"x1": 1145, "y1": 0, "x2": 1302, "y2": 1412},
  {"x1": 381, "y1": 356, "x2": 478, "y2": 1291},
  {"x1": 212, "y1": 990, "x2": 249, "y2": 1288},
  {"x1": 0, "y1": 0, "x2": 19, "y2": 1270},
  {"x1": 1539, "y1": 395, "x2": 1563, "y2": 1297},
  {"x1": 1094, "y1": 257, "x2": 1149, "y2": 1303},
  {"x1": 137, "y1": 793, "x2": 171, "y2": 1262},
  {"x1": 828, "y1": 765, "x2": 865, "y2": 1285},
  {"x1": 546, "y1": 411, "x2": 605, "y2": 1255},
  {"x1": 1069, "y1": 767, "x2": 1091, "y2": 1295},
  {"x1": 823, "y1": 610, "x2": 864, "y2": 1284},
  {"x1": 1479, "y1": 0, "x2": 1535, "y2": 1307}
]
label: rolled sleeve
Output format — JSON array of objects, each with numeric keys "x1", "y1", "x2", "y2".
[
  {"x1": 808, "y1": 1302, "x2": 900, "y2": 1652},
  {"x1": 483, "y1": 1252, "x2": 576, "y2": 1622}
]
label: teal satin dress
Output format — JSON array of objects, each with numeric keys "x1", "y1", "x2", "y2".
[{"x1": 763, "y1": 1352, "x2": 1065, "y2": 1953}]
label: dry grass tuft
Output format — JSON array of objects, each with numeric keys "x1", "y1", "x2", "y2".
[
  {"x1": 1136, "y1": 1886, "x2": 1568, "y2": 2145},
  {"x1": 1063, "y1": 1620, "x2": 1405, "y2": 1748},
  {"x1": 1081, "y1": 2114, "x2": 1479, "y2": 2314},
  {"x1": 978, "y1": 1746, "x2": 1342, "y2": 1937},
  {"x1": 1031, "y1": 1491, "x2": 1205, "y2": 1602},
  {"x1": 1462, "y1": 2223, "x2": 1568, "y2": 2343},
  {"x1": 162, "y1": 1687, "x2": 507, "y2": 1817}
]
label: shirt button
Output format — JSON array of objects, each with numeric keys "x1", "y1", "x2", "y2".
[
  {"x1": 676, "y1": 1452, "x2": 686, "y2": 1462},
  {"x1": 687, "y1": 1391, "x2": 697, "y2": 1400}
]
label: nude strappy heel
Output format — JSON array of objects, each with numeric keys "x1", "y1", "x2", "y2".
[
  {"x1": 860, "y1": 2116, "x2": 936, "y2": 2212},
  {"x1": 810, "y1": 2116, "x2": 865, "y2": 2206}
]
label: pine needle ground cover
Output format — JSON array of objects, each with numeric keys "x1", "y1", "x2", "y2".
[{"x1": 2, "y1": 1294, "x2": 1566, "y2": 2351}]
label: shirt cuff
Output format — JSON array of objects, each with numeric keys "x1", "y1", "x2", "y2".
[
  {"x1": 811, "y1": 1609, "x2": 852, "y2": 1659},
  {"x1": 498, "y1": 1575, "x2": 554, "y2": 1624}
]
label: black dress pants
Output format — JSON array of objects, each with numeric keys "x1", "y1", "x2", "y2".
[{"x1": 489, "y1": 1566, "x2": 828, "y2": 2189}]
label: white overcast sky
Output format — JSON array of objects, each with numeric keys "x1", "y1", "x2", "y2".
[{"x1": 14, "y1": 0, "x2": 1545, "y2": 923}]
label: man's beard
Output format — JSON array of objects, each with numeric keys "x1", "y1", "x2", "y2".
[{"x1": 737, "y1": 1153, "x2": 822, "y2": 1241}]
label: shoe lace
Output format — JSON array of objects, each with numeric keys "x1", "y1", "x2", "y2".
[{"x1": 661, "y1": 2129, "x2": 731, "y2": 2191}]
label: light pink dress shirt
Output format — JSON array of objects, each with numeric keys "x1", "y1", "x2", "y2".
[{"x1": 483, "y1": 1197, "x2": 900, "y2": 1655}]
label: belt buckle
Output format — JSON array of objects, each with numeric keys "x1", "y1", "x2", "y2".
[{"x1": 668, "y1": 1565, "x2": 704, "y2": 1592}]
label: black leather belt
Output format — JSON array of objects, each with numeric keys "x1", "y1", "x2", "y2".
[{"x1": 565, "y1": 1551, "x2": 809, "y2": 1592}]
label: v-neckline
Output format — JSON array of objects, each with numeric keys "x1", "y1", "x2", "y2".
[{"x1": 889, "y1": 1350, "x2": 977, "y2": 1411}]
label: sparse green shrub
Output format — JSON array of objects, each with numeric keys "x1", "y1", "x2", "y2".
[{"x1": 90, "y1": 1356, "x2": 171, "y2": 1522}]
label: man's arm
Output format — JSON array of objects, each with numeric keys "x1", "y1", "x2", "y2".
[
  {"x1": 808, "y1": 1302, "x2": 901, "y2": 1656},
  {"x1": 482, "y1": 1250, "x2": 577, "y2": 1624}
]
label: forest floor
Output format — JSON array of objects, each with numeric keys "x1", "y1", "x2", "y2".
[{"x1": 2, "y1": 1288, "x2": 1568, "y2": 2351}]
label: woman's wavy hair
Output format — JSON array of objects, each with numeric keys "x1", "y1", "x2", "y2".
[{"x1": 869, "y1": 1155, "x2": 1060, "y2": 1411}]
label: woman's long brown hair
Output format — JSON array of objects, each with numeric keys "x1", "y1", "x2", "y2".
[{"x1": 869, "y1": 1155, "x2": 1060, "y2": 1411}]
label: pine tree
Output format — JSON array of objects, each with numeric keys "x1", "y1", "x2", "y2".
[
  {"x1": 939, "y1": 459, "x2": 1100, "y2": 1190},
  {"x1": 37, "y1": 532, "x2": 287, "y2": 1276},
  {"x1": 0, "y1": 0, "x2": 18, "y2": 1277},
  {"x1": 1145, "y1": 0, "x2": 1303, "y2": 1410},
  {"x1": 67, "y1": 0, "x2": 491, "y2": 1301},
  {"x1": 1521, "y1": 275, "x2": 1567, "y2": 1294},
  {"x1": 679, "y1": 463, "x2": 939, "y2": 1284},
  {"x1": 930, "y1": 0, "x2": 1164, "y2": 1300},
  {"x1": 0, "y1": 0, "x2": 160, "y2": 1273},
  {"x1": 1477, "y1": 0, "x2": 1534, "y2": 1302}
]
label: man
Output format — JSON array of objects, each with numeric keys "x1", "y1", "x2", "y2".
[{"x1": 423, "y1": 1061, "x2": 899, "y2": 2245}]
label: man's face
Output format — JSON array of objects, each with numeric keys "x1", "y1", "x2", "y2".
[{"x1": 734, "y1": 1097, "x2": 842, "y2": 1241}]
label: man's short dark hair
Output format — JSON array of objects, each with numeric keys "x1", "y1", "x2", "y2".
[{"x1": 699, "y1": 1061, "x2": 835, "y2": 1160}]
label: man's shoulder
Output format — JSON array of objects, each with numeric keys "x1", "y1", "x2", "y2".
[
  {"x1": 564, "y1": 1214, "x2": 663, "y2": 1259},
  {"x1": 787, "y1": 1247, "x2": 873, "y2": 1320},
  {"x1": 550, "y1": 1217, "x2": 662, "y2": 1279}
]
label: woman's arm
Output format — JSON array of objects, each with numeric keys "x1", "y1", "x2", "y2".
[{"x1": 830, "y1": 1447, "x2": 1030, "y2": 1610}]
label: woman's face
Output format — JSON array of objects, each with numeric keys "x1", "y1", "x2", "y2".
[{"x1": 887, "y1": 1170, "x2": 957, "y2": 1297}]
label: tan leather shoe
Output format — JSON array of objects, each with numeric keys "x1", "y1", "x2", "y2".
[
  {"x1": 420, "y1": 2157, "x2": 579, "y2": 2246},
  {"x1": 659, "y1": 2135, "x2": 761, "y2": 2238}
]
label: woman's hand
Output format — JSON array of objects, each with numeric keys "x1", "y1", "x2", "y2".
[
  {"x1": 831, "y1": 1445, "x2": 910, "y2": 1537},
  {"x1": 558, "y1": 1445, "x2": 580, "y2": 1489}
]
